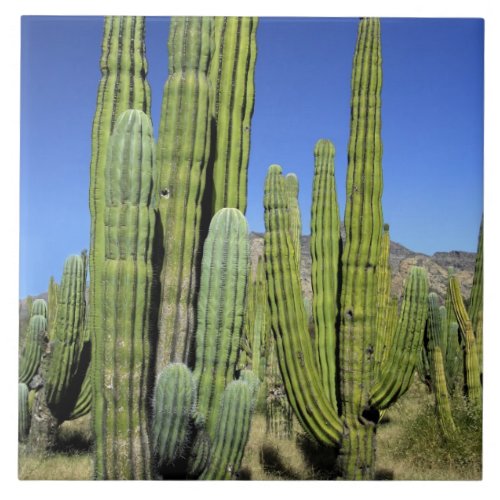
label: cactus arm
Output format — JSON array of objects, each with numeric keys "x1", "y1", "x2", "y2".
[
  {"x1": 374, "y1": 224, "x2": 392, "y2": 376},
  {"x1": 94, "y1": 109, "x2": 157, "y2": 479},
  {"x1": 370, "y1": 267, "x2": 428, "y2": 411},
  {"x1": 432, "y1": 347, "x2": 456, "y2": 438},
  {"x1": 19, "y1": 383, "x2": 31, "y2": 442},
  {"x1": 264, "y1": 164, "x2": 343, "y2": 446},
  {"x1": 19, "y1": 315, "x2": 47, "y2": 385},
  {"x1": 449, "y1": 275, "x2": 482, "y2": 406},
  {"x1": 152, "y1": 363, "x2": 196, "y2": 467},
  {"x1": 285, "y1": 173, "x2": 302, "y2": 267},
  {"x1": 47, "y1": 277, "x2": 59, "y2": 340},
  {"x1": 199, "y1": 380, "x2": 253, "y2": 479},
  {"x1": 209, "y1": 17, "x2": 258, "y2": 214},
  {"x1": 468, "y1": 217, "x2": 483, "y2": 374},
  {"x1": 310, "y1": 139, "x2": 341, "y2": 409},
  {"x1": 156, "y1": 17, "x2": 214, "y2": 368},
  {"x1": 45, "y1": 254, "x2": 88, "y2": 422},
  {"x1": 192, "y1": 208, "x2": 249, "y2": 437}
]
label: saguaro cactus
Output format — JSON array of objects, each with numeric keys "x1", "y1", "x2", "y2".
[
  {"x1": 92, "y1": 109, "x2": 157, "y2": 480},
  {"x1": 209, "y1": 16, "x2": 258, "y2": 214},
  {"x1": 156, "y1": 17, "x2": 214, "y2": 368},
  {"x1": 45, "y1": 254, "x2": 89, "y2": 422},
  {"x1": 264, "y1": 19, "x2": 429, "y2": 479}
]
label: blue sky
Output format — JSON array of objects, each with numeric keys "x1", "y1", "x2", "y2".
[{"x1": 20, "y1": 16, "x2": 484, "y2": 298}]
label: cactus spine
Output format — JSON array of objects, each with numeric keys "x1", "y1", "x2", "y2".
[
  {"x1": 45, "y1": 254, "x2": 89, "y2": 422},
  {"x1": 209, "y1": 17, "x2": 258, "y2": 214},
  {"x1": 156, "y1": 17, "x2": 214, "y2": 368},
  {"x1": 93, "y1": 109, "x2": 157, "y2": 479},
  {"x1": 19, "y1": 315, "x2": 47, "y2": 385},
  {"x1": 264, "y1": 19, "x2": 429, "y2": 479}
]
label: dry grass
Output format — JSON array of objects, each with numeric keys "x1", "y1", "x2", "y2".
[
  {"x1": 18, "y1": 380, "x2": 481, "y2": 481},
  {"x1": 18, "y1": 414, "x2": 93, "y2": 480}
]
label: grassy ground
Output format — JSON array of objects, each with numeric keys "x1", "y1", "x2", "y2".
[{"x1": 18, "y1": 379, "x2": 481, "y2": 480}]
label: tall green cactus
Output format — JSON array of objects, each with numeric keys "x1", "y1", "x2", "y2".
[
  {"x1": 432, "y1": 346, "x2": 456, "y2": 439},
  {"x1": 449, "y1": 275, "x2": 482, "y2": 407},
  {"x1": 45, "y1": 254, "x2": 89, "y2": 422},
  {"x1": 311, "y1": 139, "x2": 341, "y2": 407},
  {"x1": 19, "y1": 315, "x2": 47, "y2": 385},
  {"x1": 31, "y1": 299, "x2": 48, "y2": 319},
  {"x1": 19, "y1": 382, "x2": 30, "y2": 442},
  {"x1": 156, "y1": 17, "x2": 214, "y2": 368},
  {"x1": 468, "y1": 217, "x2": 483, "y2": 377},
  {"x1": 192, "y1": 208, "x2": 249, "y2": 438},
  {"x1": 88, "y1": 15, "x2": 150, "y2": 464},
  {"x1": 199, "y1": 380, "x2": 253, "y2": 479},
  {"x1": 152, "y1": 363, "x2": 197, "y2": 468},
  {"x1": 47, "y1": 276, "x2": 58, "y2": 340},
  {"x1": 285, "y1": 173, "x2": 302, "y2": 266},
  {"x1": 92, "y1": 109, "x2": 157, "y2": 479},
  {"x1": 264, "y1": 19, "x2": 429, "y2": 479},
  {"x1": 209, "y1": 17, "x2": 258, "y2": 214}
]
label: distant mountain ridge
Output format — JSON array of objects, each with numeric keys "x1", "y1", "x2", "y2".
[{"x1": 249, "y1": 232, "x2": 476, "y2": 304}]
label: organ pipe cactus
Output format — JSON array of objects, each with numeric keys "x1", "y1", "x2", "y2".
[
  {"x1": 93, "y1": 109, "x2": 157, "y2": 479},
  {"x1": 264, "y1": 18, "x2": 429, "y2": 479},
  {"x1": 156, "y1": 17, "x2": 214, "y2": 368},
  {"x1": 19, "y1": 382, "x2": 30, "y2": 442},
  {"x1": 68, "y1": 367, "x2": 92, "y2": 420},
  {"x1": 45, "y1": 254, "x2": 89, "y2": 422},
  {"x1": 88, "y1": 17, "x2": 151, "y2": 469},
  {"x1": 209, "y1": 16, "x2": 258, "y2": 214},
  {"x1": 19, "y1": 315, "x2": 47, "y2": 385}
]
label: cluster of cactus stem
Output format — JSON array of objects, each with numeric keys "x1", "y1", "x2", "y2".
[
  {"x1": 83, "y1": 15, "x2": 258, "y2": 479},
  {"x1": 263, "y1": 18, "x2": 429, "y2": 479}
]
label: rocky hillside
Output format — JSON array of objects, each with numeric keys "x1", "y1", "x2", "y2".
[{"x1": 249, "y1": 232, "x2": 476, "y2": 304}]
